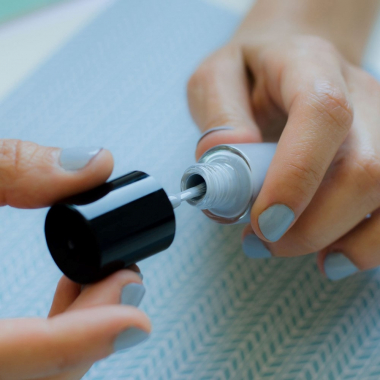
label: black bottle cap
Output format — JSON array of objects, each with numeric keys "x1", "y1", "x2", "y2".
[{"x1": 45, "y1": 171, "x2": 175, "y2": 284}]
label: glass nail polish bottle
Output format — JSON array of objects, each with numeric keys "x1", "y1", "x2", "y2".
[{"x1": 181, "y1": 143, "x2": 277, "y2": 224}]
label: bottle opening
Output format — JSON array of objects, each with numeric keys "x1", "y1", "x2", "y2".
[
  {"x1": 180, "y1": 146, "x2": 254, "y2": 221},
  {"x1": 183, "y1": 174, "x2": 207, "y2": 202}
]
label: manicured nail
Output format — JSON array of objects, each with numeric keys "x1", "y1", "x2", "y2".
[
  {"x1": 243, "y1": 234, "x2": 272, "y2": 258},
  {"x1": 324, "y1": 253, "x2": 358, "y2": 281},
  {"x1": 197, "y1": 126, "x2": 234, "y2": 145},
  {"x1": 120, "y1": 283, "x2": 145, "y2": 307},
  {"x1": 114, "y1": 328, "x2": 149, "y2": 352},
  {"x1": 59, "y1": 147, "x2": 102, "y2": 171},
  {"x1": 258, "y1": 204, "x2": 295, "y2": 242},
  {"x1": 137, "y1": 272, "x2": 143, "y2": 280}
]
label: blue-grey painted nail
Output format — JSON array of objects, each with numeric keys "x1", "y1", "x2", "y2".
[
  {"x1": 137, "y1": 272, "x2": 143, "y2": 280},
  {"x1": 59, "y1": 147, "x2": 102, "y2": 171},
  {"x1": 324, "y1": 253, "x2": 359, "y2": 281},
  {"x1": 121, "y1": 283, "x2": 145, "y2": 307},
  {"x1": 114, "y1": 328, "x2": 149, "y2": 352},
  {"x1": 197, "y1": 126, "x2": 234, "y2": 145},
  {"x1": 243, "y1": 234, "x2": 272, "y2": 258},
  {"x1": 258, "y1": 204, "x2": 295, "y2": 242}
]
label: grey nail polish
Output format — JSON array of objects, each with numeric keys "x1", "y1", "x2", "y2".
[
  {"x1": 137, "y1": 272, "x2": 143, "y2": 280},
  {"x1": 197, "y1": 126, "x2": 234, "y2": 144},
  {"x1": 258, "y1": 204, "x2": 295, "y2": 242},
  {"x1": 121, "y1": 283, "x2": 145, "y2": 307},
  {"x1": 243, "y1": 234, "x2": 272, "y2": 258},
  {"x1": 59, "y1": 147, "x2": 102, "y2": 171},
  {"x1": 114, "y1": 328, "x2": 149, "y2": 352},
  {"x1": 324, "y1": 253, "x2": 359, "y2": 281}
]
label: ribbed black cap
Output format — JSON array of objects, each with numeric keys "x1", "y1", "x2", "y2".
[{"x1": 45, "y1": 171, "x2": 175, "y2": 284}]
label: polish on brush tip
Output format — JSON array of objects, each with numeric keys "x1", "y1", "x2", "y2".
[{"x1": 169, "y1": 183, "x2": 206, "y2": 209}]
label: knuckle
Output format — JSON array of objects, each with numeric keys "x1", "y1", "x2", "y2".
[
  {"x1": 187, "y1": 64, "x2": 210, "y2": 95},
  {"x1": 308, "y1": 84, "x2": 354, "y2": 132},
  {"x1": 45, "y1": 322, "x2": 82, "y2": 372},
  {"x1": 334, "y1": 151, "x2": 380, "y2": 206},
  {"x1": 0, "y1": 139, "x2": 38, "y2": 178},
  {"x1": 0, "y1": 139, "x2": 40, "y2": 205},
  {"x1": 187, "y1": 60, "x2": 220, "y2": 96},
  {"x1": 0, "y1": 139, "x2": 22, "y2": 185},
  {"x1": 54, "y1": 351, "x2": 76, "y2": 372},
  {"x1": 187, "y1": 46, "x2": 239, "y2": 96},
  {"x1": 294, "y1": 35, "x2": 337, "y2": 57},
  {"x1": 271, "y1": 230, "x2": 321, "y2": 257},
  {"x1": 352, "y1": 153, "x2": 380, "y2": 194},
  {"x1": 295, "y1": 228, "x2": 325, "y2": 253},
  {"x1": 283, "y1": 159, "x2": 324, "y2": 199}
]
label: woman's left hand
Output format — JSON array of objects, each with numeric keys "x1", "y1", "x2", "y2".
[
  {"x1": 0, "y1": 142, "x2": 150, "y2": 379},
  {"x1": 1, "y1": 270, "x2": 149, "y2": 380}
]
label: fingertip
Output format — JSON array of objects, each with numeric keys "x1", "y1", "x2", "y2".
[
  {"x1": 323, "y1": 252, "x2": 359, "y2": 281},
  {"x1": 64, "y1": 147, "x2": 114, "y2": 186},
  {"x1": 87, "y1": 148, "x2": 114, "y2": 178},
  {"x1": 50, "y1": 147, "x2": 114, "y2": 202}
]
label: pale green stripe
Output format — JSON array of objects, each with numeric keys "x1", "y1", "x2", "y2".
[{"x1": 0, "y1": 0, "x2": 65, "y2": 24}]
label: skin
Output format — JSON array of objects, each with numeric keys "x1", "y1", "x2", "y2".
[
  {"x1": 0, "y1": 142, "x2": 151, "y2": 379},
  {"x1": 188, "y1": 0, "x2": 380, "y2": 272}
]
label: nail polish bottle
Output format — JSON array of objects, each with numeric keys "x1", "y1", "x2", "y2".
[{"x1": 180, "y1": 143, "x2": 276, "y2": 224}]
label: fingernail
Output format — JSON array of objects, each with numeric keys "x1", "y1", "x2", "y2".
[
  {"x1": 258, "y1": 204, "x2": 295, "y2": 242},
  {"x1": 120, "y1": 283, "x2": 145, "y2": 307},
  {"x1": 137, "y1": 272, "x2": 143, "y2": 280},
  {"x1": 59, "y1": 147, "x2": 102, "y2": 171},
  {"x1": 324, "y1": 253, "x2": 359, "y2": 281},
  {"x1": 114, "y1": 327, "x2": 149, "y2": 352},
  {"x1": 243, "y1": 234, "x2": 272, "y2": 258},
  {"x1": 197, "y1": 126, "x2": 234, "y2": 145}
]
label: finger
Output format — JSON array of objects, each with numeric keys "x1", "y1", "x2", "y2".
[
  {"x1": 241, "y1": 226, "x2": 273, "y2": 259},
  {"x1": 46, "y1": 270, "x2": 145, "y2": 380},
  {"x1": 250, "y1": 139, "x2": 380, "y2": 258},
  {"x1": 49, "y1": 277, "x2": 81, "y2": 317},
  {"x1": 0, "y1": 140, "x2": 113, "y2": 208},
  {"x1": 70, "y1": 269, "x2": 144, "y2": 311},
  {"x1": 319, "y1": 210, "x2": 380, "y2": 281},
  {"x1": 49, "y1": 269, "x2": 144, "y2": 318},
  {"x1": 245, "y1": 39, "x2": 354, "y2": 242},
  {"x1": 0, "y1": 307, "x2": 150, "y2": 380},
  {"x1": 187, "y1": 44, "x2": 262, "y2": 160},
  {"x1": 243, "y1": 68, "x2": 380, "y2": 258}
]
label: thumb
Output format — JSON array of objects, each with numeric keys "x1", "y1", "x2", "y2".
[
  {"x1": 0, "y1": 139, "x2": 113, "y2": 208},
  {"x1": 0, "y1": 306, "x2": 150, "y2": 380},
  {"x1": 187, "y1": 45, "x2": 261, "y2": 161}
]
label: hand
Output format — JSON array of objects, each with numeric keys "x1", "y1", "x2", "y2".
[
  {"x1": 0, "y1": 140, "x2": 150, "y2": 379},
  {"x1": 188, "y1": 0, "x2": 380, "y2": 281}
]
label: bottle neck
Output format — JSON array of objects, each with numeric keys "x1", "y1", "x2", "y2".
[
  {"x1": 180, "y1": 148, "x2": 253, "y2": 221},
  {"x1": 181, "y1": 162, "x2": 236, "y2": 210}
]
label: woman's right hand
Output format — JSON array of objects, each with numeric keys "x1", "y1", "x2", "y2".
[
  {"x1": 188, "y1": 0, "x2": 380, "y2": 281},
  {"x1": 0, "y1": 140, "x2": 150, "y2": 379}
]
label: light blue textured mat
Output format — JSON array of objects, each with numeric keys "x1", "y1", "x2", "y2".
[{"x1": 1, "y1": 1, "x2": 380, "y2": 379}]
